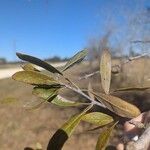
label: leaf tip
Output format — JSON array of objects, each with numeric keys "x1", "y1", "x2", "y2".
[
  {"x1": 12, "y1": 72, "x2": 18, "y2": 80},
  {"x1": 16, "y1": 52, "x2": 22, "y2": 57}
]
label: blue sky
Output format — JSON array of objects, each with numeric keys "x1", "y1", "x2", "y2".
[{"x1": 0, "y1": 0, "x2": 149, "y2": 61}]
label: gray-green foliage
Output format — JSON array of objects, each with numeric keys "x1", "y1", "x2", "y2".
[
  {"x1": 61, "y1": 49, "x2": 88, "y2": 71},
  {"x1": 12, "y1": 49, "x2": 146, "y2": 150}
]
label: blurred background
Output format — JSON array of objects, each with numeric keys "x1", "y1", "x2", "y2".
[{"x1": 0, "y1": 0, "x2": 150, "y2": 149}]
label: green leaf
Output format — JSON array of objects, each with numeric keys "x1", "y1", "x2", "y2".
[
  {"x1": 95, "y1": 122, "x2": 118, "y2": 150},
  {"x1": 12, "y1": 71, "x2": 59, "y2": 86},
  {"x1": 16, "y1": 52, "x2": 63, "y2": 75},
  {"x1": 47, "y1": 105, "x2": 92, "y2": 149},
  {"x1": 100, "y1": 49, "x2": 111, "y2": 94},
  {"x1": 82, "y1": 112, "x2": 113, "y2": 126},
  {"x1": 61, "y1": 115, "x2": 82, "y2": 136},
  {"x1": 113, "y1": 86, "x2": 150, "y2": 92},
  {"x1": 32, "y1": 87, "x2": 85, "y2": 107},
  {"x1": 92, "y1": 92, "x2": 141, "y2": 118},
  {"x1": 32, "y1": 87, "x2": 59, "y2": 99},
  {"x1": 51, "y1": 95, "x2": 87, "y2": 107},
  {"x1": 61, "y1": 105, "x2": 92, "y2": 136},
  {"x1": 62, "y1": 49, "x2": 88, "y2": 71},
  {"x1": 22, "y1": 63, "x2": 40, "y2": 72},
  {"x1": 33, "y1": 87, "x2": 86, "y2": 107}
]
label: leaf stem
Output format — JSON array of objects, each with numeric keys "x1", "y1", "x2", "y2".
[{"x1": 63, "y1": 83, "x2": 106, "y2": 108}]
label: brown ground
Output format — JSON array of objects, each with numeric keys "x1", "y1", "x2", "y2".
[{"x1": 0, "y1": 58, "x2": 150, "y2": 150}]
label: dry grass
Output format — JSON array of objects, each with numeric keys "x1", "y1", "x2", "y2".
[{"x1": 0, "y1": 58, "x2": 149, "y2": 150}]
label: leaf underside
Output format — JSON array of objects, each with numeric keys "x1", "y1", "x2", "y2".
[
  {"x1": 96, "y1": 122, "x2": 118, "y2": 150},
  {"x1": 32, "y1": 87, "x2": 59, "y2": 99},
  {"x1": 51, "y1": 96, "x2": 86, "y2": 107},
  {"x1": 22, "y1": 63, "x2": 40, "y2": 72},
  {"x1": 12, "y1": 71, "x2": 59, "y2": 86},
  {"x1": 100, "y1": 49, "x2": 111, "y2": 94},
  {"x1": 33, "y1": 87, "x2": 85, "y2": 107},
  {"x1": 62, "y1": 49, "x2": 88, "y2": 71},
  {"x1": 92, "y1": 92, "x2": 141, "y2": 118},
  {"x1": 82, "y1": 112, "x2": 114, "y2": 126}
]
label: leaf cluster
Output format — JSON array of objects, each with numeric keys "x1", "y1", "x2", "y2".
[{"x1": 12, "y1": 49, "x2": 146, "y2": 150}]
